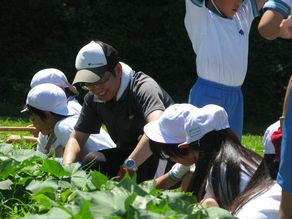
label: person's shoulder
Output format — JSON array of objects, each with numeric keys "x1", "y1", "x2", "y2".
[
  {"x1": 54, "y1": 116, "x2": 77, "y2": 133},
  {"x1": 131, "y1": 71, "x2": 160, "y2": 87}
]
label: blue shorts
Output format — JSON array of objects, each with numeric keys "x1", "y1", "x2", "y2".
[
  {"x1": 277, "y1": 84, "x2": 292, "y2": 193},
  {"x1": 188, "y1": 77, "x2": 243, "y2": 140}
]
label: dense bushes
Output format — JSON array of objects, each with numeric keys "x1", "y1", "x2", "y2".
[{"x1": 0, "y1": 0, "x2": 291, "y2": 131}]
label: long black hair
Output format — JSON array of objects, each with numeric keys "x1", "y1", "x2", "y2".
[
  {"x1": 228, "y1": 158, "x2": 274, "y2": 214},
  {"x1": 149, "y1": 128, "x2": 262, "y2": 209}
]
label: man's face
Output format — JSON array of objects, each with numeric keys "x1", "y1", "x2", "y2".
[{"x1": 82, "y1": 69, "x2": 121, "y2": 102}]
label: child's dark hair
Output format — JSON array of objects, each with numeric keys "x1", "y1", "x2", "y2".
[
  {"x1": 27, "y1": 105, "x2": 67, "y2": 121},
  {"x1": 187, "y1": 129, "x2": 262, "y2": 208},
  {"x1": 149, "y1": 140, "x2": 190, "y2": 160},
  {"x1": 149, "y1": 128, "x2": 262, "y2": 209},
  {"x1": 228, "y1": 158, "x2": 274, "y2": 214}
]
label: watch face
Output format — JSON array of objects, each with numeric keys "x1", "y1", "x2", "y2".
[
  {"x1": 125, "y1": 159, "x2": 137, "y2": 171},
  {"x1": 126, "y1": 160, "x2": 135, "y2": 168}
]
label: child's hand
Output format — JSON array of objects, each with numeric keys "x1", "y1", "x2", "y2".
[
  {"x1": 5, "y1": 135, "x2": 21, "y2": 143},
  {"x1": 280, "y1": 16, "x2": 292, "y2": 39}
]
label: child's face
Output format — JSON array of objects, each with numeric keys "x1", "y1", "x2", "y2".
[
  {"x1": 30, "y1": 112, "x2": 54, "y2": 135},
  {"x1": 215, "y1": 0, "x2": 243, "y2": 17},
  {"x1": 170, "y1": 150, "x2": 199, "y2": 166}
]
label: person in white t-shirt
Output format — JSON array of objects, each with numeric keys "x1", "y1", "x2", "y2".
[
  {"x1": 185, "y1": 0, "x2": 265, "y2": 140},
  {"x1": 21, "y1": 83, "x2": 115, "y2": 160},
  {"x1": 229, "y1": 157, "x2": 281, "y2": 219},
  {"x1": 30, "y1": 68, "x2": 82, "y2": 155},
  {"x1": 262, "y1": 120, "x2": 281, "y2": 179},
  {"x1": 6, "y1": 68, "x2": 82, "y2": 154},
  {"x1": 144, "y1": 103, "x2": 262, "y2": 209}
]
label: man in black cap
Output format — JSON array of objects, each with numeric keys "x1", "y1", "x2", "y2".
[{"x1": 63, "y1": 40, "x2": 174, "y2": 182}]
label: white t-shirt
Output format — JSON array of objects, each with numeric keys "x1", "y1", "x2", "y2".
[
  {"x1": 184, "y1": 0, "x2": 258, "y2": 86},
  {"x1": 262, "y1": 120, "x2": 280, "y2": 154},
  {"x1": 37, "y1": 97, "x2": 82, "y2": 154},
  {"x1": 54, "y1": 115, "x2": 116, "y2": 152},
  {"x1": 235, "y1": 183, "x2": 281, "y2": 219}
]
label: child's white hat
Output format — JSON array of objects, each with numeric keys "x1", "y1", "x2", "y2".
[
  {"x1": 30, "y1": 68, "x2": 78, "y2": 95},
  {"x1": 179, "y1": 104, "x2": 230, "y2": 147},
  {"x1": 144, "y1": 104, "x2": 198, "y2": 144},
  {"x1": 22, "y1": 83, "x2": 74, "y2": 116}
]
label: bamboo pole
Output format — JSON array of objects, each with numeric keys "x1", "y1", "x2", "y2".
[{"x1": 0, "y1": 127, "x2": 36, "y2": 132}]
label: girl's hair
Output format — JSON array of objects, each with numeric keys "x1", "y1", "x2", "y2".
[
  {"x1": 149, "y1": 128, "x2": 262, "y2": 209},
  {"x1": 228, "y1": 158, "x2": 274, "y2": 214},
  {"x1": 27, "y1": 105, "x2": 67, "y2": 121}
]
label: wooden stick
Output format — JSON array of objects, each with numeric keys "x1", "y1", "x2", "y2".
[{"x1": 0, "y1": 127, "x2": 36, "y2": 132}]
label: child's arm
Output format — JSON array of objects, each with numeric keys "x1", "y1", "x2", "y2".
[
  {"x1": 200, "y1": 198, "x2": 219, "y2": 207},
  {"x1": 5, "y1": 135, "x2": 37, "y2": 144},
  {"x1": 258, "y1": 0, "x2": 292, "y2": 40},
  {"x1": 155, "y1": 172, "x2": 179, "y2": 190},
  {"x1": 258, "y1": 10, "x2": 286, "y2": 39}
]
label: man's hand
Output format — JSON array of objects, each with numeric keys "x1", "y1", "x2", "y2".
[{"x1": 116, "y1": 165, "x2": 135, "y2": 181}]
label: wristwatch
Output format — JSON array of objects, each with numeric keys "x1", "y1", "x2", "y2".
[{"x1": 123, "y1": 159, "x2": 138, "y2": 171}]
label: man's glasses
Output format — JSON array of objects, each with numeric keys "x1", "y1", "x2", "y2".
[{"x1": 80, "y1": 72, "x2": 112, "y2": 91}]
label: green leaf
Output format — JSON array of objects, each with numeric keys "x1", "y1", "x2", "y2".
[
  {"x1": 202, "y1": 207, "x2": 237, "y2": 219},
  {"x1": 24, "y1": 207, "x2": 72, "y2": 219},
  {"x1": 41, "y1": 159, "x2": 69, "y2": 178},
  {"x1": 0, "y1": 144, "x2": 13, "y2": 154},
  {"x1": 118, "y1": 175, "x2": 148, "y2": 196},
  {"x1": 11, "y1": 149, "x2": 46, "y2": 162},
  {"x1": 73, "y1": 200, "x2": 93, "y2": 219},
  {"x1": 27, "y1": 180, "x2": 59, "y2": 199},
  {"x1": 0, "y1": 158, "x2": 17, "y2": 179},
  {"x1": 74, "y1": 190, "x2": 128, "y2": 217},
  {"x1": 0, "y1": 179, "x2": 12, "y2": 190},
  {"x1": 91, "y1": 170, "x2": 108, "y2": 190},
  {"x1": 31, "y1": 194, "x2": 55, "y2": 211}
]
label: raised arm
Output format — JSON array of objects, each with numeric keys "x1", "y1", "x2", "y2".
[{"x1": 258, "y1": 0, "x2": 292, "y2": 40}]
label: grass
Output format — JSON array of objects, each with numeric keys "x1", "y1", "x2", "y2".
[
  {"x1": 242, "y1": 134, "x2": 263, "y2": 155},
  {"x1": 0, "y1": 118, "x2": 265, "y2": 155},
  {"x1": 0, "y1": 118, "x2": 31, "y2": 142}
]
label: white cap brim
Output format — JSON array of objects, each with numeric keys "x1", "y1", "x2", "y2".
[{"x1": 144, "y1": 120, "x2": 184, "y2": 144}]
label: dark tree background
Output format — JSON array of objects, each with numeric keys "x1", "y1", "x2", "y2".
[{"x1": 0, "y1": 0, "x2": 291, "y2": 134}]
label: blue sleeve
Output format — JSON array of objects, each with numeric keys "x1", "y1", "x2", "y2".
[
  {"x1": 263, "y1": 0, "x2": 291, "y2": 18},
  {"x1": 277, "y1": 84, "x2": 292, "y2": 193}
]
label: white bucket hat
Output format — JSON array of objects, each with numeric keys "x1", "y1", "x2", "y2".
[
  {"x1": 22, "y1": 83, "x2": 75, "y2": 116},
  {"x1": 144, "y1": 104, "x2": 199, "y2": 144},
  {"x1": 179, "y1": 104, "x2": 230, "y2": 147},
  {"x1": 30, "y1": 68, "x2": 78, "y2": 95}
]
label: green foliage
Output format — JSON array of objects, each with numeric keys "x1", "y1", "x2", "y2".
[{"x1": 0, "y1": 143, "x2": 236, "y2": 218}]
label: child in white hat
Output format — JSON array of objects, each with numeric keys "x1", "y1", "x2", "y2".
[
  {"x1": 6, "y1": 68, "x2": 82, "y2": 154},
  {"x1": 144, "y1": 104, "x2": 262, "y2": 209},
  {"x1": 21, "y1": 83, "x2": 115, "y2": 159}
]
